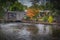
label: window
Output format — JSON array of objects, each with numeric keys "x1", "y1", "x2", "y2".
[{"x1": 8, "y1": 12, "x2": 16, "y2": 19}]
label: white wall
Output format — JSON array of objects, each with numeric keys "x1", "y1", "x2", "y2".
[{"x1": 16, "y1": 11, "x2": 26, "y2": 20}]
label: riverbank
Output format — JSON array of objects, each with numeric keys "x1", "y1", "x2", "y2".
[
  {"x1": 0, "y1": 20, "x2": 60, "y2": 25},
  {"x1": 21, "y1": 20, "x2": 60, "y2": 25}
]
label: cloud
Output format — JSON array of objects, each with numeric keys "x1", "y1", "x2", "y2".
[{"x1": 18, "y1": 0, "x2": 32, "y2": 7}]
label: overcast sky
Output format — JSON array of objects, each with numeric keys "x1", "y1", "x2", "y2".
[
  {"x1": 18, "y1": 0, "x2": 32, "y2": 7},
  {"x1": 18, "y1": 0, "x2": 48, "y2": 7}
]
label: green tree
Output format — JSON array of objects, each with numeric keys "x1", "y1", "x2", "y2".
[
  {"x1": 50, "y1": 0, "x2": 60, "y2": 10},
  {"x1": 50, "y1": 0, "x2": 60, "y2": 15},
  {"x1": 50, "y1": 0, "x2": 60, "y2": 22},
  {"x1": 31, "y1": 0, "x2": 39, "y2": 8},
  {"x1": 0, "y1": 0, "x2": 17, "y2": 10},
  {"x1": 45, "y1": 2, "x2": 54, "y2": 10},
  {"x1": 0, "y1": 0, "x2": 17, "y2": 19},
  {"x1": 9, "y1": 2, "x2": 23, "y2": 11}
]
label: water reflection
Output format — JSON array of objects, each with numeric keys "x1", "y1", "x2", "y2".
[
  {"x1": 36, "y1": 24, "x2": 52, "y2": 35},
  {"x1": 0, "y1": 23, "x2": 52, "y2": 40}
]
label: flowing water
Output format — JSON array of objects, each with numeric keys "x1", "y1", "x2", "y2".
[{"x1": 0, "y1": 23, "x2": 53, "y2": 40}]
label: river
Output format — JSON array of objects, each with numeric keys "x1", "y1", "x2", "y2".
[{"x1": 0, "y1": 23, "x2": 53, "y2": 40}]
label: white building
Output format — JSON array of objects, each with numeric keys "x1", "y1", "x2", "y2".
[{"x1": 5, "y1": 11, "x2": 26, "y2": 21}]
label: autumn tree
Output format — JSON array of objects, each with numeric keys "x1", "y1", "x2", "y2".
[{"x1": 26, "y1": 8, "x2": 39, "y2": 20}]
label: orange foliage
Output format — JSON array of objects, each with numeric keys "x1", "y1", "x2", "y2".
[{"x1": 26, "y1": 8, "x2": 39, "y2": 19}]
